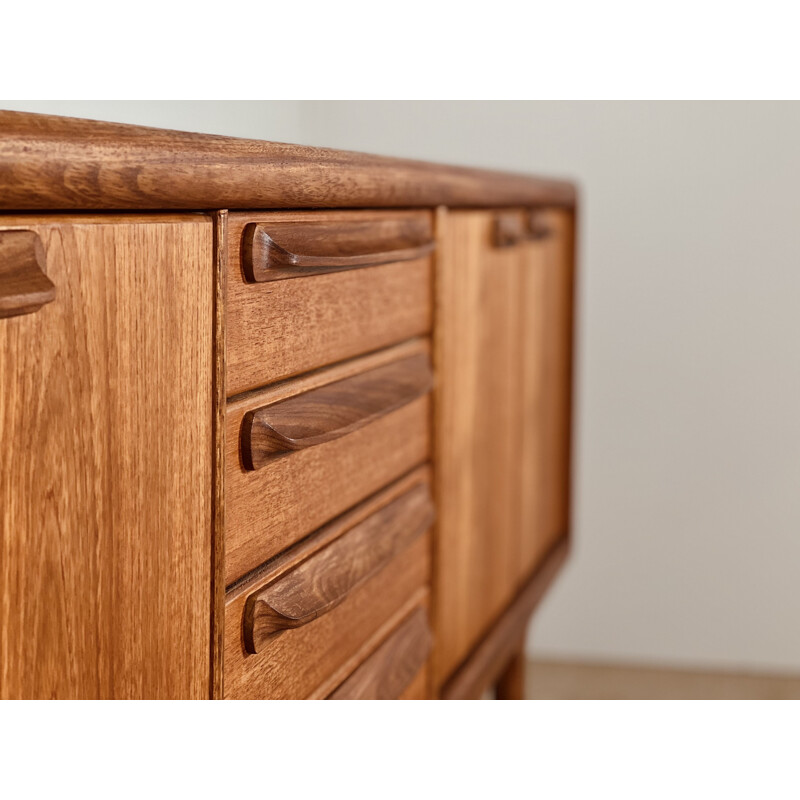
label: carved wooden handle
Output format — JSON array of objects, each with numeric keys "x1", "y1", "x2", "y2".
[
  {"x1": 493, "y1": 213, "x2": 527, "y2": 248},
  {"x1": 527, "y1": 208, "x2": 553, "y2": 241},
  {"x1": 241, "y1": 353, "x2": 433, "y2": 470},
  {"x1": 0, "y1": 231, "x2": 56, "y2": 319},
  {"x1": 241, "y1": 217, "x2": 435, "y2": 282},
  {"x1": 243, "y1": 483, "x2": 435, "y2": 653},
  {"x1": 493, "y1": 210, "x2": 553, "y2": 248},
  {"x1": 328, "y1": 606, "x2": 432, "y2": 700}
]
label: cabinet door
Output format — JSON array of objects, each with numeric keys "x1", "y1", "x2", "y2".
[
  {"x1": 433, "y1": 208, "x2": 574, "y2": 687},
  {"x1": 0, "y1": 215, "x2": 214, "y2": 699}
]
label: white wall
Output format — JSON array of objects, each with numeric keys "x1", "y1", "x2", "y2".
[
  {"x1": 285, "y1": 102, "x2": 800, "y2": 675},
  {"x1": 0, "y1": 100, "x2": 306, "y2": 141},
  {"x1": 5, "y1": 101, "x2": 800, "y2": 674}
]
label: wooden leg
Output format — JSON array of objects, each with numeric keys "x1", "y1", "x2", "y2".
[{"x1": 496, "y1": 639, "x2": 526, "y2": 700}]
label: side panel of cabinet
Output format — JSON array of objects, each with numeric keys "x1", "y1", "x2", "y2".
[
  {"x1": 0, "y1": 215, "x2": 214, "y2": 699},
  {"x1": 433, "y1": 208, "x2": 573, "y2": 689}
]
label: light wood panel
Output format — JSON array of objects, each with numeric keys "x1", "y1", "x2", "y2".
[
  {"x1": 211, "y1": 211, "x2": 228, "y2": 699},
  {"x1": 328, "y1": 605, "x2": 432, "y2": 700},
  {"x1": 0, "y1": 215, "x2": 214, "y2": 699},
  {"x1": 542, "y1": 209, "x2": 577, "y2": 550},
  {"x1": 433, "y1": 208, "x2": 573, "y2": 689},
  {"x1": 518, "y1": 219, "x2": 552, "y2": 572},
  {"x1": 226, "y1": 211, "x2": 433, "y2": 394}
]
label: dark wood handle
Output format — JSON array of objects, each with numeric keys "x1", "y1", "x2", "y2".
[
  {"x1": 241, "y1": 353, "x2": 433, "y2": 470},
  {"x1": 493, "y1": 212, "x2": 527, "y2": 248},
  {"x1": 493, "y1": 209, "x2": 553, "y2": 248},
  {"x1": 242, "y1": 217, "x2": 435, "y2": 282},
  {"x1": 328, "y1": 606, "x2": 432, "y2": 700},
  {"x1": 243, "y1": 483, "x2": 435, "y2": 653},
  {"x1": 0, "y1": 231, "x2": 56, "y2": 319},
  {"x1": 526, "y1": 208, "x2": 553, "y2": 241}
]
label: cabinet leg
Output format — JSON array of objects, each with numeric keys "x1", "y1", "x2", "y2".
[{"x1": 496, "y1": 640, "x2": 527, "y2": 700}]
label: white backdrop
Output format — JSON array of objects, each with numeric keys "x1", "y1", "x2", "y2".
[{"x1": 5, "y1": 101, "x2": 800, "y2": 674}]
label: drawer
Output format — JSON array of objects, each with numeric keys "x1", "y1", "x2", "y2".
[
  {"x1": 224, "y1": 471, "x2": 433, "y2": 699},
  {"x1": 226, "y1": 210, "x2": 434, "y2": 396},
  {"x1": 328, "y1": 604, "x2": 432, "y2": 700},
  {"x1": 225, "y1": 340, "x2": 432, "y2": 584}
]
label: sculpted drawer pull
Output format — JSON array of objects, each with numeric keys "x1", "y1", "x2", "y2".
[
  {"x1": 241, "y1": 217, "x2": 435, "y2": 282},
  {"x1": 0, "y1": 231, "x2": 56, "y2": 319},
  {"x1": 328, "y1": 606, "x2": 432, "y2": 700},
  {"x1": 241, "y1": 353, "x2": 433, "y2": 470},
  {"x1": 243, "y1": 483, "x2": 435, "y2": 654},
  {"x1": 492, "y1": 209, "x2": 553, "y2": 248},
  {"x1": 493, "y1": 212, "x2": 527, "y2": 248},
  {"x1": 526, "y1": 208, "x2": 553, "y2": 241}
]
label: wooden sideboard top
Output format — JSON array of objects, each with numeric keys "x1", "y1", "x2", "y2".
[{"x1": 0, "y1": 110, "x2": 576, "y2": 212}]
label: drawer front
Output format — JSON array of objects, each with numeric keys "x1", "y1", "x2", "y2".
[
  {"x1": 225, "y1": 343, "x2": 432, "y2": 584},
  {"x1": 328, "y1": 604, "x2": 431, "y2": 700},
  {"x1": 224, "y1": 474, "x2": 433, "y2": 699},
  {"x1": 226, "y1": 210, "x2": 434, "y2": 396}
]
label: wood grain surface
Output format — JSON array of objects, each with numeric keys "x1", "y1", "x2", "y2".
[
  {"x1": 328, "y1": 605, "x2": 432, "y2": 700},
  {"x1": 211, "y1": 211, "x2": 228, "y2": 699},
  {"x1": 0, "y1": 215, "x2": 214, "y2": 699},
  {"x1": 0, "y1": 110, "x2": 577, "y2": 211},
  {"x1": 242, "y1": 352, "x2": 433, "y2": 468},
  {"x1": 226, "y1": 465, "x2": 431, "y2": 596},
  {"x1": 432, "y1": 208, "x2": 573, "y2": 689},
  {"x1": 441, "y1": 538, "x2": 568, "y2": 700},
  {"x1": 225, "y1": 342, "x2": 432, "y2": 585},
  {"x1": 244, "y1": 482, "x2": 434, "y2": 651},
  {"x1": 542, "y1": 209, "x2": 577, "y2": 552},
  {"x1": 242, "y1": 214, "x2": 435, "y2": 282},
  {"x1": 226, "y1": 211, "x2": 433, "y2": 395},
  {"x1": 225, "y1": 536, "x2": 430, "y2": 699}
]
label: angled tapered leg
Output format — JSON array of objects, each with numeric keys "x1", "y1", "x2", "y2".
[{"x1": 496, "y1": 638, "x2": 526, "y2": 700}]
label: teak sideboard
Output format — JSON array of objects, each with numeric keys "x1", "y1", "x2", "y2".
[{"x1": 0, "y1": 111, "x2": 577, "y2": 700}]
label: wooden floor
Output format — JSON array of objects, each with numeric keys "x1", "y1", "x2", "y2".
[{"x1": 525, "y1": 659, "x2": 800, "y2": 699}]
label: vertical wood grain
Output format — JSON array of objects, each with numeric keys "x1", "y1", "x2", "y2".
[
  {"x1": 542, "y1": 209, "x2": 576, "y2": 552},
  {"x1": 433, "y1": 209, "x2": 523, "y2": 686},
  {"x1": 0, "y1": 215, "x2": 214, "y2": 699},
  {"x1": 518, "y1": 226, "x2": 550, "y2": 573},
  {"x1": 433, "y1": 208, "x2": 572, "y2": 690},
  {"x1": 211, "y1": 211, "x2": 228, "y2": 699}
]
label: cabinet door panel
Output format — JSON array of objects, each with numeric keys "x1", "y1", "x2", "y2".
[
  {"x1": 433, "y1": 208, "x2": 573, "y2": 688},
  {"x1": 542, "y1": 209, "x2": 576, "y2": 552},
  {"x1": 0, "y1": 215, "x2": 214, "y2": 699}
]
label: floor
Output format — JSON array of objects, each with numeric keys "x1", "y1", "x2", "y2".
[{"x1": 525, "y1": 659, "x2": 800, "y2": 700}]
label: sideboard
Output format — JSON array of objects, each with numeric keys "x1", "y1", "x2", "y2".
[{"x1": 0, "y1": 110, "x2": 577, "y2": 699}]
